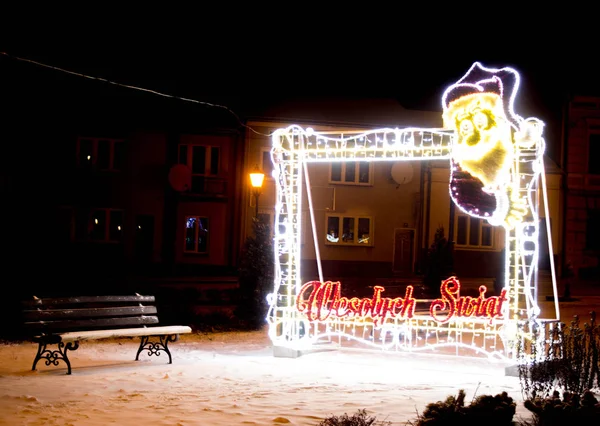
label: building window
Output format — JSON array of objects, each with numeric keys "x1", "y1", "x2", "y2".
[
  {"x1": 178, "y1": 144, "x2": 219, "y2": 175},
  {"x1": 178, "y1": 144, "x2": 220, "y2": 193},
  {"x1": 330, "y1": 161, "x2": 371, "y2": 185},
  {"x1": 589, "y1": 134, "x2": 600, "y2": 175},
  {"x1": 455, "y1": 214, "x2": 493, "y2": 248},
  {"x1": 326, "y1": 214, "x2": 373, "y2": 246},
  {"x1": 77, "y1": 137, "x2": 125, "y2": 171},
  {"x1": 261, "y1": 148, "x2": 274, "y2": 179},
  {"x1": 89, "y1": 208, "x2": 124, "y2": 242},
  {"x1": 185, "y1": 216, "x2": 209, "y2": 253}
]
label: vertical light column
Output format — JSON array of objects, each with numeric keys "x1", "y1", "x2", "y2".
[{"x1": 269, "y1": 129, "x2": 306, "y2": 345}]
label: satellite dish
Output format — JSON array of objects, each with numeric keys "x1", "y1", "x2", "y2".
[
  {"x1": 168, "y1": 164, "x2": 192, "y2": 192},
  {"x1": 391, "y1": 163, "x2": 413, "y2": 185}
]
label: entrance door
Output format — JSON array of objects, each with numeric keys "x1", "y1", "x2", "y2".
[{"x1": 393, "y1": 228, "x2": 415, "y2": 274}]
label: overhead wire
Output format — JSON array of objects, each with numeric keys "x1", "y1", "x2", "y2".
[{"x1": 0, "y1": 51, "x2": 271, "y2": 137}]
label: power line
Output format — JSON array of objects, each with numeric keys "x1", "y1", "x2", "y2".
[{"x1": 0, "y1": 51, "x2": 270, "y2": 136}]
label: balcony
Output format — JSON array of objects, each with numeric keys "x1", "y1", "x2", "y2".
[{"x1": 185, "y1": 176, "x2": 228, "y2": 198}]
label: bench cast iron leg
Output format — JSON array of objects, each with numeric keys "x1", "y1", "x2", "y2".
[
  {"x1": 135, "y1": 335, "x2": 179, "y2": 364},
  {"x1": 32, "y1": 341, "x2": 80, "y2": 375}
]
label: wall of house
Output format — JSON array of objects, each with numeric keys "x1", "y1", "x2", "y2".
[
  {"x1": 170, "y1": 132, "x2": 240, "y2": 271},
  {"x1": 540, "y1": 172, "x2": 563, "y2": 269},
  {"x1": 427, "y1": 163, "x2": 503, "y2": 279},
  {"x1": 564, "y1": 96, "x2": 600, "y2": 279},
  {"x1": 426, "y1": 165, "x2": 453, "y2": 246},
  {"x1": 175, "y1": 201, "x2": 229, "y2": 265},
  {"x1": 244, "y1": 106, "x2": 564, "y2": 289},
  {"x1": 243, "y1": 118, "x2": 436, "y2": 283},
  {"x1": 127, "y1": 132, "x2": 167, "y2": 263},
  {"x1": 416, "y1": 155, "x2": 563, "y2": 279},
  {"x1": 298, "y1": 161, "x2": 422, "y2": 261}
]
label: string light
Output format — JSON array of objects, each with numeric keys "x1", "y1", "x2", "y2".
[{"x1": 266, "y1": 61, "x2": 557, "y2": 363}]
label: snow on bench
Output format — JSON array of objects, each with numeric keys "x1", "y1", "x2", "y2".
[{"x1": 21, "y1": 295, "x2": 192, "y2": 374}]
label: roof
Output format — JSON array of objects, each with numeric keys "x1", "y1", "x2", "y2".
[{"x1": 246, "y1": 96, "x2": 443, "y2": 129}]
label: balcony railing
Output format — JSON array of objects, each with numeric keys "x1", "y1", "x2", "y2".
[{"x1": 188, "y1": 176, "x2": 228, "y2": 196}]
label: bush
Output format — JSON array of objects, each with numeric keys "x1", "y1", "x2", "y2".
[
  {"x1": 516, "y1": 311, "x2": 600, "y2": 424},
  {"x1": 523, "y1": 390, "x2": 600, "y2": 426},
  {"x1": 318, "y1": 409, "x2": 390, "y2": 426},
  {"x1": 407, "y1": 389, "x2": 516, "y2": 426},
  {"x1": 423, "y1": 226, "x2": 453, "y2": 295},
  {"x1": 320, "y1": 390, "x2": 598, "y2": 425},
  {"x1": 518, "y1": 312, "x2": 600, "y2": 399},
  {"x1": 235, "y1": 218, "x2": 274, "y2": 329}
]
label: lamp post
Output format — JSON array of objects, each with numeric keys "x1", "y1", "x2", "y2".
[{"x1": 249, "y1": 165, "x2": 265, "y2": 219}]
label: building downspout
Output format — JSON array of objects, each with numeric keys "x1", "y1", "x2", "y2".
[
  {"x1": 423, "y1": 162, "x2": 432, "y2": 271},
  {"x1": 416, "y1": 162, "x2": 426, "y2": 273},
  {"x1": 560, "y1": 93, "x2": 570, "y2": 277}
]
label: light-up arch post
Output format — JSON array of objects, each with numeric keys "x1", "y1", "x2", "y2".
[{"x1": 265, "y1": 62, "x2": 560, "y2": 362}]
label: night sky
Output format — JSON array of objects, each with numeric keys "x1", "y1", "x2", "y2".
[
  {"x1": 3, "y1": 24, "x2": 599, "y2": 163},
  {"x1": 4, "y1": 38, "x2": 596, "y2": 112}
]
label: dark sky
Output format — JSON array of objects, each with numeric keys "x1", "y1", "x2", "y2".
[
  {"x1": 4, "y1": 39, "x2": 595, "y2": 118},
  {"x1": 3, "y1": 10, "x2": 599, "y2": 171},
  {"x1": 3, "y1": 26, "x2": 599, "y2": 149}
]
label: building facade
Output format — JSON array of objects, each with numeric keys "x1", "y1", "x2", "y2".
[
  {"x1": 1, "y1": 58, "x2": 246, "y2": 335},
  {"x1": 563, "y1": 96, "x2": 600, "y2": 280},
  {"x1": 241, "y1": 97, "x2": 564, "y2": 296}
]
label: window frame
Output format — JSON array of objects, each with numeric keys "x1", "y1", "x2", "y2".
[
  {"x1": 76, "y1": 137, "x2": 125, "y2": 171},
  {"x1": 454, "y1": 212, "x2": 494, "y2": 249},
  {"x1": 178, "y1": 144, "x2": 220, "y2": 176},
  {"x1": 325, "y1": 213, "x2": 373, "y2": 246},
  {"x1": 329, "y1": 161, "x2": 372, "y2": 185},
  {"x1": 88, "y1": 208, "x2": 124, "y2": 243},
  {"x1": 184, "y1": 215, "x2": 210, "y2": 254}
]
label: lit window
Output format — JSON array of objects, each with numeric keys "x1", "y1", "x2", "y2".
[
  {"x1": 455, "y1": 213, "x2": 493, "y2": 248},
  {"x1": 185, "y1": 216, "x2": 209, "y2": 253},
  {"x1": 88, "y1": 208, "x2": 123, "y2": 242},
  {"x1": 77, "y1": 137, "x2": 125, "y2": 171},
  {"x1": 330, "y1": 161, "x2": 371, "y2": 185},
  {"x1": 326, "y1": 214, "x2": 373, "y2": 246}
]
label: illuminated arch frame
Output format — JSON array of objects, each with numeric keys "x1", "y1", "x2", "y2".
[{"x1": 265, "y1": 63, "x2": 560, "y2": 362}]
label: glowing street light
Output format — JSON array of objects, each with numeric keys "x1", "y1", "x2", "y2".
[{"x1": 249, "y1": 165, "x2": 265, "y2": 218}]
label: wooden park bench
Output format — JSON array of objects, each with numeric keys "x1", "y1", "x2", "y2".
[{"x1": 21, "y1": 294, "x2": 192, "y2": 374}]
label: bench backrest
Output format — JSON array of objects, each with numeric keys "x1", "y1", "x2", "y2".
[{"x1": 22, "y1": 295, "x2": 160, "y2": 335}]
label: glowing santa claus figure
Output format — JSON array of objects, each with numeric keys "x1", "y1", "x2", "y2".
[{"x1": 442, "y1": 62, "x2": 543, "y2": 230}]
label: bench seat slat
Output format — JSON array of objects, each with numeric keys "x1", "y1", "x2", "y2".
[
  {"x1": 34, "y1": 325, "x2": 193, "y2": 343},
  {"x1": 22, "y1": 306, "x2": 157, "y2": 321},
  {"x1": 24, "y1": 315, "x2": 160, "y2": 331},
  {"x1": 22, "y1": 295, "x2": 156, "y2": 308}
]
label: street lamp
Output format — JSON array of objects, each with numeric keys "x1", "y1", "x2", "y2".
[{"x1": 249, "y1": 165, "x2": 265, "y2": 218}]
